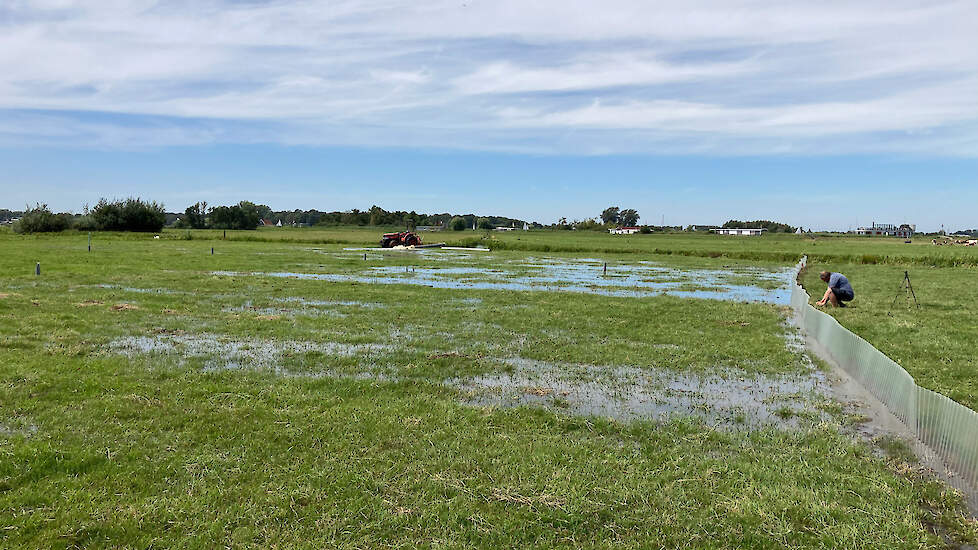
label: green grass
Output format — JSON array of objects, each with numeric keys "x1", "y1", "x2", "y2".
[
  {"x1": 1, "y1": 231, "x2": 976, "y2": 548},
  {"x1": 799, "y1": 262, "x2": 978, "y2": 410},
  {"x1": 22, "y1": 224, "x2": 978, "y2": 266}
]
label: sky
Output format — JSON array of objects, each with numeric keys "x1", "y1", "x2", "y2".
[{"x1": 0, "y1": 0, "x2": 976, "y2": 230}]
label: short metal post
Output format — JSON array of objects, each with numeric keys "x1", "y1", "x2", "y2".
[
  {"x1": 364, "y1": 254, "x2": 367, "y2": 261},
  {"x1": 88, "y1": 232, "x2": 91, "y2": 252},
  {"x1": 211, "y1": 247, "x2": 214, "y2": 255},
  {"x1": 223, "y1": 230, "x2": 226, "y2": 240},
  {"x1": 35, "y1": 262, "x2": 40, "y2": 276},
  {"x1": 603, "y1": 263, "x2": 607, "y2": 275}
]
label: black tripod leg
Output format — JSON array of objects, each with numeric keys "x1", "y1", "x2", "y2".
[{"x1": 906, "y1": 275, "x2": 920, "y2": 308}]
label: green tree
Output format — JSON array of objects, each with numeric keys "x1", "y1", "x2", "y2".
[
  {"x1": 209, "y1": 202, "x2": 261, "y2": 230},
  {"x1": 13, "y1": 204, "x2": 70, "y2": 234},
  {"x1": 449, "y1": 216, "x2": 467, "y2": 231},
  {"x1": 619, "y1": 209, "x2": 640, "y2": 226},
  {"x1": 476, "y1": 217, "x2": 493, "y2": 230},
  {"x1": 600, "y1": 207, "x2": 620, "y2": 225},
  {"x1": 92, "y1": 198, "x2": 166, "y2": 232},
  {"x1": 182, "y1": 202, "x2": 208, "y2": 229},
  {"x1": 235, "y1": 202, "x2": 261, "y2": 229},
  {"x1": 368, "y1": 205, "x2": 384, "y2": 226}
]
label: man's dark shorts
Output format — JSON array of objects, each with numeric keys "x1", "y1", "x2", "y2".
[{"x1": 834, "y1": 288, "x2": 854, "y2": 302}]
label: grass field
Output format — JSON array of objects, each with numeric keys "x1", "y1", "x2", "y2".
[
  {"x1": 2, "y1": 230, "x2": 977, "y2": 548},
  {"x1": 135, "y1": 225, "x2": 978, "y2": 266}
]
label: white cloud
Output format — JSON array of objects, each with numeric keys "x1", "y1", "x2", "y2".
[
  {"x1": 452, "y1": 54, "x2": 755, "y2": 95},
  {"x1": 0, "y1": 0, "x2": 975, "y2": 155}
]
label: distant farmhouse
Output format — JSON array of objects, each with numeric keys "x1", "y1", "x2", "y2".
[
  {"x1": 259, "y1": 219, "x2": 283, "y2": 227},
  {"x1": 609, "y1": 226, "x2": 641, "y2": 235},
  {"x1": 712, "y1": 228, "x2": 766, "y2": 236},
  {"x1": 854, "y1": 223, "x2": 915, "y2": 238}
]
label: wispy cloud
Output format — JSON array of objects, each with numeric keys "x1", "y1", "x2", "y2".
[{"x1": 0, "y1": 0, "x2": 975, "y2": 155}]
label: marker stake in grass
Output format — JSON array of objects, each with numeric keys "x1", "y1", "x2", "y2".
[
  {"x1": 35, "y1": 262, "x2": 40, "y2": 276},
  {"x1": 211, "y1": 247, "x2": 214, "y2": 255},
  {"x1": 88, "y1": 232, "x2": 91, "y2": 252}
]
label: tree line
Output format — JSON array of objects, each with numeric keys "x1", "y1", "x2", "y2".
[
  {"x1": 5, "y1": 200, "x2": 533, "y2": 233},
  {"x1": 174, "y1": 202, "x2": 532, "y2": 231},
  {"x1": 721, "y1": 219, "x2": 797, "y2": 233},
  {"x1": 5, "y1": 200, "x2": 797, "y2": 235}
]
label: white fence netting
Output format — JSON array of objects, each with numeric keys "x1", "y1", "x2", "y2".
[{"x1": 791, "y1": 257, "x2": 978, "y2": 489}]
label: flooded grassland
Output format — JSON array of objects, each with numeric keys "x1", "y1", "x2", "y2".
[{"x1": 1, "y1": 235, "x2": 975, "y2": 548}]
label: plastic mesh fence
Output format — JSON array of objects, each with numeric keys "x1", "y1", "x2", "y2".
[{"x1": 791, "y1": 257, "x2": 978, "y2": 490}]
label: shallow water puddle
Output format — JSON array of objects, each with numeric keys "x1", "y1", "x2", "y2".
[
  {"x1": 224, "y1": 297, "x2": 385, "y2": 318},
  {"x1": 109, "y1": 333, "x2": 392, "y2": 373},
  {"x1": 449, "y1": 356, "x2": 829, "y2": 429},
  {"x1": 271, "y1": 297, "x2": 384, "y2": 309},
  {"x1": 95, "y1": 284, "x2": 181, "y2": 295},
  {"x1": 213, "y1": 257, "x2": 793, "y2": 303}
]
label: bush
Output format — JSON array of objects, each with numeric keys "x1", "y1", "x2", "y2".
[
  {"x1": 13, "y1": 204, "x2": 70, "y2": 234},
  {"x1": 208, "y1": 202, "x2": 261, "y2": 230},
  {"x1": 450, "y1": 216, "x2": 467, "y2": 231},
  {"x1": 73, "y1": 215, "x2": 97, "y2": 231},
  {"x1": 92, "y1": 198, "x2": 166, "y2": 232}
]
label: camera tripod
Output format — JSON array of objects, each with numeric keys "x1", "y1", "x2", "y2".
[{"x1": 888, "y1": 270, "x2": 920, "y2": 314}]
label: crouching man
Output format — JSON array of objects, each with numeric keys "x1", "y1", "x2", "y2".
[{"x1": 816, "y1": 270, "x2": 854, "y2": 307}]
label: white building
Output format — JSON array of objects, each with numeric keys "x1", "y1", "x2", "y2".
[
  {"x1": 609, "y1": 226, "x2": 641, "y2": 235},
  {"x1": 712, "y1": 228, "x2": 767, "y2": 236},
  {"x1": 854, "y1": 223, "x2": 915, "y2": 238}
]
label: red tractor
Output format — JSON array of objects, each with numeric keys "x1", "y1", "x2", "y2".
[{"x1": 380, "y1": 231, "x2": 422, "y2": 248}]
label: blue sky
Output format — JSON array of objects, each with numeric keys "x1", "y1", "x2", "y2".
[{"x1": 1, "y1": 1, "x2": 976, "y2": 230}]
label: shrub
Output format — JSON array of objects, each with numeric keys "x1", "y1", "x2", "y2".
[
  {"x1": 13, "y1": 204, "x2": 70, "y2": 234},
  {"x1": 92, "y1": 198, "x2": 166, "y2": 232},
  {"x1": 73, "y1": 215, "x2": 97, "y2": 231},
  {"x1": 208, "y1": 202, "x2": 261, "y2": 230},
  {"x1": 449, "y1": 216, "x2": 467, "y2": 231}
]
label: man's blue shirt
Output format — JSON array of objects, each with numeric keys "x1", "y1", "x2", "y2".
[{"x1": 828, "y1": 272, "x2": 853, "y2": 296}]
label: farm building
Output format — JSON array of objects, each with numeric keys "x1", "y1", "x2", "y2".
[
  {"x1": 712, "y1": 228, "x2": 766, "y2": 236},
  {"x1": 609, "y1": 227, "x2": 641, "y2": 235},
  {"x1": 854, "y1": 223, "x2": 915, "y2": 238}
]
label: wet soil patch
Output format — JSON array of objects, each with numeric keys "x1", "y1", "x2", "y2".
[{"x1": 448, "y1": 356, "x2": 830, "y2": 429}]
